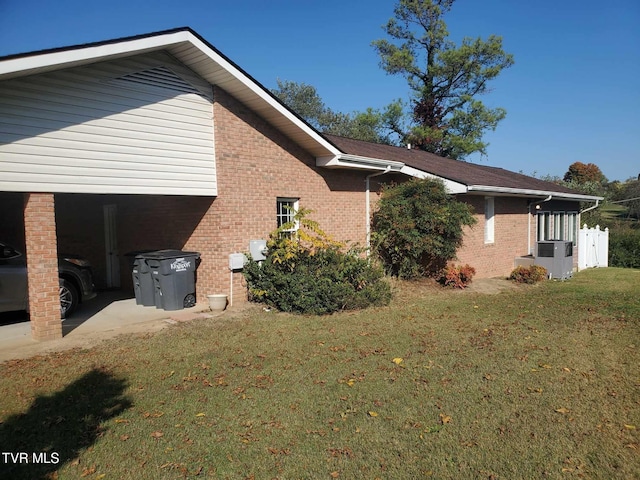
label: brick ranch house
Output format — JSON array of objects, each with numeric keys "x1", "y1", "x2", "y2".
[{"x1": 0, "y1": 28, "x2": 600, "y2": 341}]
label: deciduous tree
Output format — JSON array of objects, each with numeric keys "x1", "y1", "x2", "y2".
[
  {"x1": 271, "y1": 79, "x2": 392, "y2": 144},
  {"x1": 563, "y1": 161, "x2": 606, "y2": 184}
]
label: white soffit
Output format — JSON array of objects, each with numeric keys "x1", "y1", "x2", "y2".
[{"x1": 0, "y1": 29, "x2": 341, "y2": 159}]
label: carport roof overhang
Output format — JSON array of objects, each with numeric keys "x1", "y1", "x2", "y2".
[{"x1": 0, "y1": 27, "x2": 341, "y2": 160}]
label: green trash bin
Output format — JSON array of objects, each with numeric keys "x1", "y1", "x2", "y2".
[{"x1": 145, "y1": 250, "x2": 200, "y2": 311}]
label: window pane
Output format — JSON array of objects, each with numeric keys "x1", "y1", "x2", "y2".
[
  {"x1": 276, "y1": 198, "x2": 299, "y2": 232},
  {"x1": 538, "y1": 212, "x2": 551, "y2": 241},
  {"x1": 484, "y1": 197, "x2": 495, "y2": 244}
]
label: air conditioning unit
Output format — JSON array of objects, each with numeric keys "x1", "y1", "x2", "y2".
[{"x1": 534, "y1": 240, "x2": 574, "y2": 280}]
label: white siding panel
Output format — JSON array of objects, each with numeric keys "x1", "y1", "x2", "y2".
[{"x1": 0, "y1": 52, "x2": 217, "y2": 195}]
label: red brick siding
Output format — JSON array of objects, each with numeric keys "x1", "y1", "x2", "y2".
[
  {"x1": 24, "y1": 193, "x2": 62, "y2": 340},
  {"x1": 455, "y1": 196, "x2": 531, "y2": 278},
  {"x1": 186, "y1": 87, "x2": 370, "y2": 305}
]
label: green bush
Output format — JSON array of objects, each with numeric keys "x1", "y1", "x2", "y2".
[
  {"x1": 438, "y1": 264, "x2": 476, "y2": 288},
  {"x1": 243, "y1": 209, "x2": 391, "y2": 315},
  {"x1": 609, "y1": 227, "x2": 640, "y2": 268},
  {"x1": 371, "y1": 178, "x2": 477, "y2": 279},
  {"x1": 509, "y1": 265, "x2": 548, "y2": 284}
]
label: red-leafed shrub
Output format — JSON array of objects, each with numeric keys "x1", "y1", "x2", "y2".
[
  {"x1": 508, "y1": 265, "x2": 548, "y2": 284},
  {"x1": 438, "y1": 264, "x2": 476, "y2": 289}
]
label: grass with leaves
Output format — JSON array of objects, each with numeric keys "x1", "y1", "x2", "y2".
[{"x1": 0, "y1": 268, "x2": 638, "y2": 479}]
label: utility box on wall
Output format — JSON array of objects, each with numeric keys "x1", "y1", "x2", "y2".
[
  {"x1": 229, "y1": 253, "x2": 247, "y2": 270},
  {"x1": 249, "y1": 239, "x2": 267, "y2": 261},
  {"x1": 534, "y1": 240, "x2": 574, "y2": 280}
]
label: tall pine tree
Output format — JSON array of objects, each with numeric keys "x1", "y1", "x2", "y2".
[{"x1": 372, "y1": 0, "x2": 514, "y2": 159}]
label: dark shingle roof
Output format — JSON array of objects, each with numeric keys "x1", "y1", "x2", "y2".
[{"x1": 324, "y1": 134, "x2": 589, "y2": 197}]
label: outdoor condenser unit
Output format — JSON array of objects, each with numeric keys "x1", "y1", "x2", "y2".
[{"x1": 534, "y1": 240, "x2": 574, "y2": 280}]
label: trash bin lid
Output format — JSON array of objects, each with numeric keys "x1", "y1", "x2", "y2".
[{"x1": 143, "y1": 249, "x2": 200, "y2": 260}]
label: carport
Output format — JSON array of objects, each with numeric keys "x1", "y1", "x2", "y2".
[
  {"x1": 0, "y1": 193, "x2": 213, "y2": 341},
  {"x1": 1, "y1": 32, "x2": 220, "y2": 341}
]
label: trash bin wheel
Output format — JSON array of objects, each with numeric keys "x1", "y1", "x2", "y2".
[{"x1": 183, "y1": 293, "x2": 196, "y2": 308}]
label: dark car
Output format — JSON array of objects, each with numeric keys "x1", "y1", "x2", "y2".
[{"x1": 0, "y1": 242, "x2": 96, "y2": 319}]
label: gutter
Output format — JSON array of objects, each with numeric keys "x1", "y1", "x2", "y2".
[
  {"x1": 467, "y1": 185, "x2": 602, "y2": 202},
  {"x1": 317, "y1": 153, "x2": 404, "y2": 171}
]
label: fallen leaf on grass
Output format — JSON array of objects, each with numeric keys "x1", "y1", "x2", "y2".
[
  {"x1": 555, "y1": 408, "x2": 570, "y2": 414},
  {"x1": 80, "y1": 465, "x2": 96, "y2": 477},
  {"x1": 346, "y1": 379, "x2": 355, "y2": 387},
  {"x1": 151, "y1": 431, "x2": 164, "y2": 438},
  {"x1": 368, "y1": 411, "x2": 379, "y2": 417},
  {"x1": 439, "y1": 414, "x2": 452, "y2": 424},
  {"x1": 392, "y1": 357, "x2": 403, "y2": 365},
  {"x1": 624, "y1": 424, "x2": 636, "y2": 430},
  {"x1": 120, "y1": 434, "x2": 130, "y2": 441},
  {"x1": 196, "y1": 412, "x2": 206, "y2": 417},
  {"x1": 330, "y1": 472, "x2": 340, "y2": 478}
]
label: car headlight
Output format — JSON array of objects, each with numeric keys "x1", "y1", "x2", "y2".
[{"x1": 63, "y1": 257, "x2": 91, "y2": 267}]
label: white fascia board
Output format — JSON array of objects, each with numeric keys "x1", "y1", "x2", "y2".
[
  {"x1": 399, "y1": 165, "x2": 467, "y2": 194},
  {"x1": 467, "y1": 185, "x2": 603, "y2": 202},
  {"x1": 0, "y1": 31, "x2": 191, "y2": 78}
]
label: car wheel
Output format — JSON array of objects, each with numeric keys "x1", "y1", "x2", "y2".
[{"x1": 59, "y1": 278, "x2": 78, "y2": 319}]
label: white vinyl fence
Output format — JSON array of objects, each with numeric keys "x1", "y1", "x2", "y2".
[{"x1": 578, "y1": 224, "x2": 609, "y2": 270}]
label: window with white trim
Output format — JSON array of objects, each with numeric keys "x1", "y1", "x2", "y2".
[
  {"x1": 484, "y1": 197, "x2": 495, "y2": 244},
  {"x1": 276, "y1": 198, "x2": 299, "y2": 235},
  {"x1": 537, "y1": 210, "x2": 578, "y2": 244}
]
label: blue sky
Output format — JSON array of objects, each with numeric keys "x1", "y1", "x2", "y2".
[{"x1": 1, "y1": 0, "x2": 638, "y2": 181}]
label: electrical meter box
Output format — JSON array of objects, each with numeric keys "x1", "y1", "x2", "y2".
[
  {"x1": 249, "y1": 239, "x2": 268, "y2": 261},
  {"x1": 229, "y1": 253, "x2": 247, "y2": 270}
]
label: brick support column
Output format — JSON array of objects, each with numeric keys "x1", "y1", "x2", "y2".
[{"x1": 24, "y1": 193, "x2": 62, "y2": 341}]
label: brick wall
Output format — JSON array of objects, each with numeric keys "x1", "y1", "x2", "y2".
[
  {"x1": 23, "y1": 193, "x2": 62, "y2": 340},
  {"x1": 455, "y1": 195, "x2": 531, "y2": 278},
  {"x1": 185, "y1": 87, "x2": 371, "y2": 305}
]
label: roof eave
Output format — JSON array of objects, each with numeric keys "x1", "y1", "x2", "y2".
[
  {"x1": 467, "y1": 185, "x2": 603, "y2": 202},
  {"x1": 317, "y1": 154, "x2": 405, "y2": 172}
]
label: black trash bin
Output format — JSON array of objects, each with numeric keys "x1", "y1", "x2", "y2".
[
  {"x1": 144, "y1": 250, "x2": 200, "y2": 311},
  {"x1": 132, "y1": 255, "x2": 156, "y2": 306}
]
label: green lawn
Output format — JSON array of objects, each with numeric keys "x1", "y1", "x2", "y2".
[{"x1": 1, "y1": 268, "x2": 639, "y2": 479}]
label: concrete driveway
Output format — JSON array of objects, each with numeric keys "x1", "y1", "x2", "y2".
[{"x1": 0, "y1": 291, "x2": 215, "y2": 362}]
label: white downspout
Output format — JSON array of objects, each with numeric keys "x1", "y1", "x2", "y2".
[
  {"x1": 528, "y1": 195, "x2": 552, "y2": 255},
  {"x1": 579, "y1": 199, "x2": 600, "y2": 215},
  {"x1": 366, "y1": 167, "x2": 391, "y2": 255}
]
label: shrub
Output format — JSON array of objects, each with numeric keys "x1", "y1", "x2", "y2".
[
  {"x1": 371, "y1": 178, "x2": 477, "y2": 279},
  {"x1": 438, "y1": 264, "x2": 476, "y2": 289},
  {"x1": 609, "y1": 227, "x2": 640, "y2": 269},
  {"x1": 243, "y1": 209, "x2": 391, "y2": 314},
  {"x1": 509, "y1": 265, "x2": 548, "y2": 284}
]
